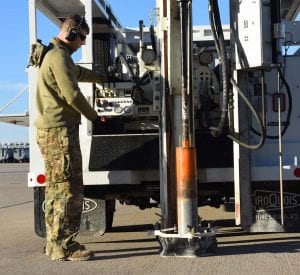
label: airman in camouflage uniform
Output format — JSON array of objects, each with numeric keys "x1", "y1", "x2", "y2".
[
  {"x1": 37, "y1": 126, "x2": 85, "y2": 260},
  {"x1": 34, "y1": 14, "x2": 104, "y2": 261}
]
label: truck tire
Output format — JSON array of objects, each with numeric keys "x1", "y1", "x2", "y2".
[
  {"x1": 105, "y1": 199, "x2": 116, "y2": 232},
  {"x1": 33, "y1": 187, "x2": 46, "y2": 237}
]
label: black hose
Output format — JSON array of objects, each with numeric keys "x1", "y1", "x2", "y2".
[
  {"x1": 208, "y1": 0, "x2": 229, "y2": 137},
  {"x1": 208, "y1": 2, "x2": 220, "y2": 57},
  {"x1": 250, "y1": 68, "x2": 292, "y2": 139},
  {"x1": 150, "y1": 25, "x2": 157, "y2": 55},
  {"x1": 277, "y1": 67, "x2": 292, "y2": 137},
  {"x1": 207, "y1": 0, "x2": 266, "y2": 149},
  {"x1": 226, "y1": 78, "x2": 266, "y2": 150}
]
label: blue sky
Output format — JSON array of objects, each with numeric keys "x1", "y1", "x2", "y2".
[{"x1": 0, "y1": 0, "x2": 229, "y2": 143}]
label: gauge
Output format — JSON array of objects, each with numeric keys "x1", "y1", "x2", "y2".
[
  {"x1": 114, "y1": 106, "x2": 123, "y2": 113},
  {"x1": 199, "y1": 48, "x2": 213, "y2": 65},
  {"x1": 141, "y1": 49, "x2": 156, "y2": 65}
]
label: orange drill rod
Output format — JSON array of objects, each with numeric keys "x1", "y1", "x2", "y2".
[{"x1": 176, "y1": 139, "x2": 198, "y2": 235}]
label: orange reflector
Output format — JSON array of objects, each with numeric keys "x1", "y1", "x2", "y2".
[
  {"x1": 37, "y1": 174, "x2": 46, "y2": 184},
  {"x1": 294, "y1": 168, "x2": 300, "y2": 177}
]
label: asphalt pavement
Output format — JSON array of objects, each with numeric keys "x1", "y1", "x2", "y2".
[{"x1": 1, "y1": 163, "x2": 300, "y2": 275}]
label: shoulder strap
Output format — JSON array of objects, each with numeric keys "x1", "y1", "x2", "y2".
[{"x1": 27, "y1": 39, "x2": 53, "y2": 68}]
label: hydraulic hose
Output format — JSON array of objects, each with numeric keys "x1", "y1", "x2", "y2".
[
  {"x1": 209, "y1": 78, "x2": 266, "y2": 150},
  {"x1": 208, "y1": 1, "x2": 220, "y2": 57},
  {"x1": 208, "y1": 0, "x2": 229, "y2": 137},
  {"x1": 207, "y1": 0, "x2": 266, "y2": 149},
  {"x1": 227, "y1": 78, "x2": 266, "y2": 150},
  {"x1": 150, "y1": 25, "x2": 157, "y2": 55}
]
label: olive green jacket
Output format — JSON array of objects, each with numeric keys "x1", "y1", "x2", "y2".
[{"x1": 35, "y1": 37, "x2": 101, "y2": 128}]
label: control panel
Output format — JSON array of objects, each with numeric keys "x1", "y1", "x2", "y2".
[
  {"x1": 94, "y1": 82, "x2": 134, "y2": 116},
  {"x1": 95, "y1": 97, "x2": 134, "y2": 116},
  {"x1": 94, "y1": 82, "x2": 160, "y2": 118}
]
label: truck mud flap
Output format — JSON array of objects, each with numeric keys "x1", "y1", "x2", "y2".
[
  {"x1": 33, "y1": 187, "x2": 113, "y2": 237},
  {"x1": 80, "y1": 198, "x2": 115, "y2": 236},
  {"x1": 80, "y1": 198, "x2": 106, "y2": 236},
  {"x1": 250, "y1": 181, "x2": 300, "y2": 232}
]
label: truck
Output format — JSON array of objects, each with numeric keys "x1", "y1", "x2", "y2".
[{"x1": 27, "y1": 0, "x2": 300, "y2": 257}]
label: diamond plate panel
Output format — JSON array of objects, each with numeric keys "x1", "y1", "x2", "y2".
[{"x1": 89, "y1": 135, "x2": 159, "y2": 171}]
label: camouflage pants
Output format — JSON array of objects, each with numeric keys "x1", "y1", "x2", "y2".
[{"x1": 36, "y1": 126, "x2": 83, "y2": 255}]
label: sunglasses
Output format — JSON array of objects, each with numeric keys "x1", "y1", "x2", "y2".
[{"x1": 78, "y1": 32, "x2": 86, "y2": 41}]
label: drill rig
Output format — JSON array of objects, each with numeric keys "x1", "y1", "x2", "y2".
[{"x1": 28, "y1": 0, "x2": 300, "y2": 257}]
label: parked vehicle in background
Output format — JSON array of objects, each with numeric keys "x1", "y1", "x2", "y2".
[{"x1": 0, "y1": 142, "x2": 30, "y2": 163}]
